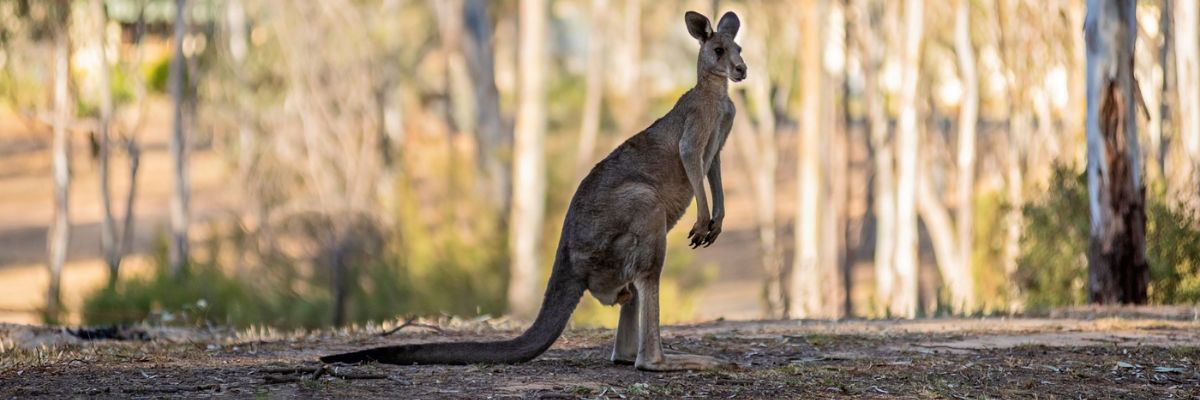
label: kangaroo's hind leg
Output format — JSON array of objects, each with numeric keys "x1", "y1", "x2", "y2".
[
  {"x1": 610, "y1": 285, "x2": 638, "y2": 364},
  {"x1": 627, "y1": 217, "x2": 728, "y2": 372}
]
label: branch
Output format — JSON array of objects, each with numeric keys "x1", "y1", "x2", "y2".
[
  {"x1": 257, "y1": 364, "x2": 388, "y2": 384},
  {"x1": 916, "y1": 168, "x2": 962, "y2": 292},
  {"x1": 379, "y1": 318, "x2": 445, "y2": 336}
]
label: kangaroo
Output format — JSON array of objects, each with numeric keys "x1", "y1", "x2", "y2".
[{"x1": 321, "y1": 10, "x2": 746, "y2": 372}]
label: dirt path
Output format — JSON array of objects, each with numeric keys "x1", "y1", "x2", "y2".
[{"x1": 3, "y1": 317, "x2": 1198, "y2": 398}]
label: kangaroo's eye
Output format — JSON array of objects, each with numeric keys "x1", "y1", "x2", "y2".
[{"x1": 714, "y1": 47, "x2": 725, "y2": 56}]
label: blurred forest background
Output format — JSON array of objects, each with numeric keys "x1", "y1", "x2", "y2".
[{"x1": 0, "y1": 0, "x2": 1197, "y2": 330}]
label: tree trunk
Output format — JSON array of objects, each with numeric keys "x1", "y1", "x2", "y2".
[
  {"x1": 917, "y1": 165, "x2": 969, "y2": 311},
  {"x1": 791, "y1": 0, "x2": 825, "y2": 319},
  {"x1": 609, "y1": 0, "x2": 643, "y2": 141},
  {"x1": 1174, "y1": 0, "x2": 1199, "y2": 204},
  {"x1": 92, "y1": 0, "x2": 120, "y2": 286},
  {"x1": 728, "y1": 2, "x2": 784, "y2": 318},
  {"x1": 890, "y1": 0, "x2": 923, "y2": 318},
  {"x1": 1158, "y1": 0, "x2": 1173, "y2": 181},
  {"x1": 854, "y1": 0, "x2": 897, "y2": 317},
  {"x1": 117, "y1": 9, "x2": 148, "y2": 274},
  {"x1": 508, "y1": 0, "x2": 548, "y2": 318},
  {"x1": 463, "y1": 0, "x2": 512, "y2": 211},
  {"x1": 951, "y1": 0, "x2": 976, "y2": 311},
  {"x1": 819, "y1": 1, "x2": 848, "y2": 319},
  {"x1": 1140, "y1": 4, "x2": 1164, "y2": 182},
  {"x1": 227, "y1": 0, "x2": 253, "y2": 181},
  {"x1": 331, "y1": 236, "x2": 348, "y2": 326},
  {"x1": 168, "y1": 0, "x2": 190, "y2": 279},
  {"x1": 1084, "y1": 0, "x2": 1148, "y2": 304},
  {"x1": 1067, "y1": 1, "x2": 1088, "y2": 164},
  {"x1": 46, "y1": 22, "x2": 72, "y2": 323},
  {"x1": 120, "y1": 142, "x2": 141, "y2": 265},
  {"x1": 575, "y1": 0, "x2": 607, "y2": 181},
  {"x1": 1004, "y1": 111, "x2": 1026, "y2": 309}
]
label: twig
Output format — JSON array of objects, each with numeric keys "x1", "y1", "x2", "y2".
[
  {"x1": 256, "y1": 366, "x2": 321, "y2": 375},
  {"x1": 122, "y1": 384, "x2": 220, "y2": 394},
  {"x1": 328, "y1": 368, "x2": 387, "y2": 380},
  {"x1": 309, "y1": 365, "x2": 327, "y2": 381},
  {"x1": 262, "y1": 375, "x2": 302, "y2": 385},
  {"x1": 379, "y1": 319, "x2": 445, "y2": 336},
  {"x1": 258, "y1": 364, "x2": 387, "y2": 385}
]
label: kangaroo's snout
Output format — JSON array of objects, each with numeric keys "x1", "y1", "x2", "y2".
[{"x1": 732, "y1": 64, "x2": 747, "y2": 82}]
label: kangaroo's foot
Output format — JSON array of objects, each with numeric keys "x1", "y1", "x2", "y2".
[
  {"x1": 635, "y1": 352, "x2": 728, "y2": 372},
  {"x1": 616, "y1": 350, "x2": 707, "y2": 366}
]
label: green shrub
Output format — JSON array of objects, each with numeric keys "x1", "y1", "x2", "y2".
[
  {"x1": 972, "y1": 190, "x2": 1015, "y2": 313},
  {"x1": 1146, "y1": 190, "x2": 1200, "y2": 303},
  {"x1": 1017, "y1": 164, "x2": 1200, "y2": 309},
  {"x1": 82, "y1": 235, "x2": 271, "y2": 327}
]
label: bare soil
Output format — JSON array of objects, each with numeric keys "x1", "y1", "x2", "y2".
[{"x1": 3, "y1": 315, "x2": 1199, "y2": 399}]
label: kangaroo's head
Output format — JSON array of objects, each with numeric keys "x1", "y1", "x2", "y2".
[{"x1": 685, "y1": 11, "x2": 746, "y2": 83}]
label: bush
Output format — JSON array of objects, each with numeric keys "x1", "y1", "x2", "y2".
[
  {"x1": 82, "y1": 224, "x2": 415, "y2": 329},
  {"x1": 1017, "y1": 164, "x2": 1200, "y2": 309},
  {"x1": 82, "y1": 236, "x2": 272, "y2": 327}
]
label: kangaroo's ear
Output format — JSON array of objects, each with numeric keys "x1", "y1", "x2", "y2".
[
  {"x1": 685, "y1": 11, "x2": 713, "y2": 42},
  {"x1": 716, "y1": 11, "x2": 740, "y2": 37}
]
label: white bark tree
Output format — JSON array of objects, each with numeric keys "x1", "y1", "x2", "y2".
[
  {"x1": 1174, "y1": 0, "x2": 1200, "y2": 203},
  {"x1": 93, "y1": 0, "x2": 120, "y2": 285},
  {"x1": 730, "y1": 1, "x2": 784, "y2": 317},
  {"x1": 575, "y1": 0, "x2": 608, "y2": 181},
  {"x1": 950, "y1": 0, "x2": 978, "y2": 311},
  {"x1": 118, "y1": 7, "x2": 149, "y2": 280},
  {"x1": 45, "y1": 13, "x2": 72, "y2": 322},
  {"x1": 853, "y1": 0, "x2": 898, "y2": 317},
  {"x1": 168, "y1": 0, "x2": 191, "y2": 279},
  {"x1": 508, "y1": 0, "x2": 548, "y2": 318},
  {"x1": 463, "y1": 0, "x2": 512, "y2": 210},
  {"x1": 608, "y1": 0, "x2": 643, "y2": 140},
  {"x1": 820, "y1": 1, "x2": 849, "y2": 318},
  {"x1": 889, "y1": 0, "x2": 923, "y2": 318},
  {"x1": 791, "y1": 0, "x2": 825, "y2": 319},
  {"x1": 915, "y1": 0, "x2": 976, "y2": 313},
  {"x1": 1084, "y1": 0, "x2": 1148, "y2": 304}
]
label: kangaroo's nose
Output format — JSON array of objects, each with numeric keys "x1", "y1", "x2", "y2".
[{"x1": 734, "y1": 64, "x2": 747, "y2": 75}]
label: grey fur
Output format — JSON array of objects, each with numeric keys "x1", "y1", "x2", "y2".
[{"x1": 321, "y1": 10, "x2": 746, "y2": 372}]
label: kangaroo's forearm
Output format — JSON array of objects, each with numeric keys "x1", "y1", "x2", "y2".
[
  {"x1": 680, "y1": 116, "x2": 713, "y2": 220},
  {"x1": 707, "y1": 157, "x2": 724, "y2": 216},
  {"x1": 682, "y1": 152, "x2": 710, "y2": 219}
]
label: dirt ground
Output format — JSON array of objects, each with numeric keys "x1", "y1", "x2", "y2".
[{"x1": 3, "y1": 313, "x2": 1199, "y2": 399}]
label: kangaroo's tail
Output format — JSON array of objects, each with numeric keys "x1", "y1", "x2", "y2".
[{"x1": 320, "y1": 252, "x2": 585, "y2": 365}]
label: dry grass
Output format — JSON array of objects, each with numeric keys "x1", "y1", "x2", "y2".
[{"x1": 3, "y1": 316, "x2": 1199, "y2": 398}]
